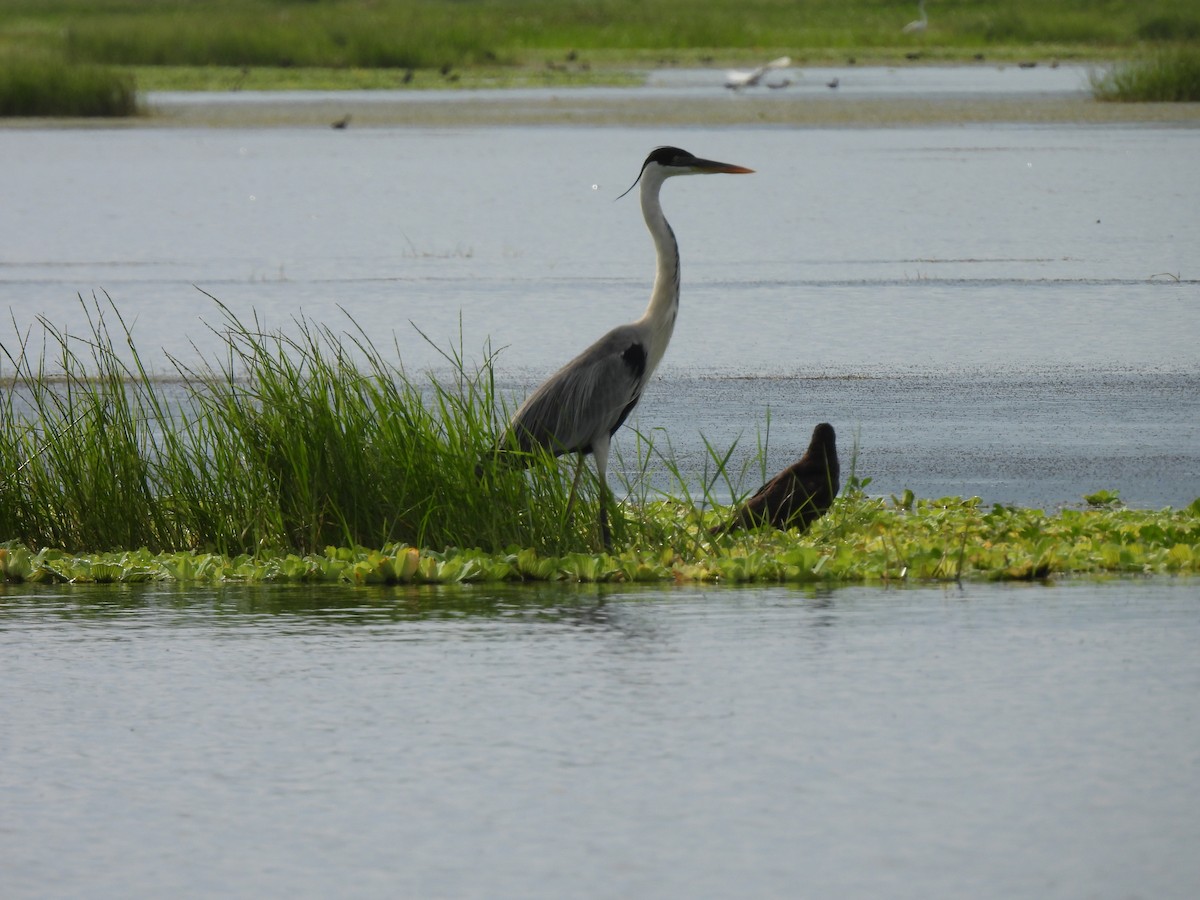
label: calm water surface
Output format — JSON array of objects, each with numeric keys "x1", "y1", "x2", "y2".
[
  {"x1": 4, "y1": 123, "x2": 1197, "y2": 373},
  {"x1": 2, "y1": 106, "x2": 1199, "y2": 897},
  {"x1": 2, "y1": 579, "x2": 1199, "y2": 899},
  {"x1": 2, "y1": 122, "x2": 1197, "y2": 507}
]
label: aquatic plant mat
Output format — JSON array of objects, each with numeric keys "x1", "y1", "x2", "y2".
[
  {"x1": 3, "y1": 496, "x2": 1199, "y2": 586},
  {"x1": 3, "y1": 296, "x2": 1197, "y2": 586}
]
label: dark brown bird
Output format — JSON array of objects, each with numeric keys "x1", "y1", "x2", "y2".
[{"x1": 716, "y1": 423, "x2": 840, "y2": 534}]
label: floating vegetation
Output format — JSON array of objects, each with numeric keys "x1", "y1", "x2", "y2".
[{"x1": 3, "y1": 496, "x2": 1198, "y2": 586}]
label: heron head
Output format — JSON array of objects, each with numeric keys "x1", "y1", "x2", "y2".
[{"x1": 616, "y1": 147, "x2": 753, "y2": 199}]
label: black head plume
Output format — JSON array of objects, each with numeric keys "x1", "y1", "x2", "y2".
[{"x1": 616, "y1": 146, "x2": 693, "y2": 200}]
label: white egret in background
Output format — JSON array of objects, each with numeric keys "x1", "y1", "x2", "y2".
[
  {"x1": 902, "y1": 0, "x2": 928, "y2": 34},
  {"x1": 725, "y1": 56, "x2": 792, "y2": 90}
]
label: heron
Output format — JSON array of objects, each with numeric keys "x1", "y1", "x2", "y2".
[
  {"x1": 902, "y1": 0, "x2": 928, "y2": 35},
  {"x1": 714, "y1": 423, "x2": 840, "y2": 534},
  {"x1": 725, "y1": 56, "x2": 792, "y2": 90},
  {"x1": 492, "y1": 147, "x2": 754, "y2": 549}
]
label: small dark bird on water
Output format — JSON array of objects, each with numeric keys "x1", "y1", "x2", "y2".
[
  {"x1": 715, "y1": 423, "x2": 840, "y2": 534},
  {"x1": 331, "y1": 115, "x2": 351, "y2": 129}
]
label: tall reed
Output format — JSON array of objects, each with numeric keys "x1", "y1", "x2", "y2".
[
  {"x1": 0, "y1": 295, "x2": 642, "y2": 556},
  {"x1": 0, "y1": 56, "x2": 137, "y2": 117},
  {"x1": 1090, "y1": 47, "x2": 1200, "y2": 101}
]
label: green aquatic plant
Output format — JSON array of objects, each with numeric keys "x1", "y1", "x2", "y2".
[
  {"x1": 3, "y1": 496, "x2": 1197, "y2": 585},
  {"x1": 0, "y1": 294, "x2": 606, "y2": 555}
]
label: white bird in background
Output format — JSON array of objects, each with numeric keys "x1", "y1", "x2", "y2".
[
  {"x1": 725, "y1": 56, "x2": 792, "y2": 90},
  {"x1": 490, "y1": 147, "x2": 754, "y2": 549},
  {"x1": 902, "y1": 0, "x2": 928, "y2": 34}
]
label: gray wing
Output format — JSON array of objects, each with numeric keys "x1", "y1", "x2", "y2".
[{"x1": 502, "y1": 323, "x2": 648, "y2": 457}]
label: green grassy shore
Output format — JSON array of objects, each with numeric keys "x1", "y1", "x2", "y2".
[
  {"x1": 2, "y1": 298, "x2": 1197, "y2": 586},
  {"x1": 0, "y1": 0, "x2": 1198, "y2": 115}
]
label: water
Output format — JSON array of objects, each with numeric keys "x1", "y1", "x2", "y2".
[
  {"x1": 149, "y1": 63, "x2": 1096, "y2": 111},
  {"x1": 2, "y1": 579, "x2": 1198, "y2": 899},
  {"x1": 2, "y1": 121, "x2": 1197, "y2": 508},
  {"x1": 2, "y1": 91, "x2": 1199, "y2": 897},
  {"x1": 649, "y1": 62, "x2": 1095, "y2": 96}
]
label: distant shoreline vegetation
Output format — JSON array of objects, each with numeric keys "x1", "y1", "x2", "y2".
[
  {"x1": 1, "y1": 0, "x2": 1199, "y2": 115},
  {"x1": 1091, "y1": 47, "x2": 1200, "y2": 101},
  {"x1": 0, "y1": 57, "x2": 137, "y2": 117}
]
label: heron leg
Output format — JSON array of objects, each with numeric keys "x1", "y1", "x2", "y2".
[
  {"x1": 565, "y1": 453, "x2": 586, "y2": 519},
  {"x1": 598, "y1": 492, "x2": 611, "y2": 550},
  {"x1": 593, "y1": 437, "x2": 613, "y2": 551}
]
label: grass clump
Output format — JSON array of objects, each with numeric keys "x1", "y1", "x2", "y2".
[
  {"x1": 0, "y1": 294, "x2": 615, "y2": 556},
  {"x1": 0, "y1": 55, "x2": 137, "y2": 116},
  {"x1": 1091, "y1": 47, "x2": 1200, "y2": 101}
]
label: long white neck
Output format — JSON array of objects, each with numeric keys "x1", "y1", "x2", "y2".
[{"x1": 635, "y1": 168, "x2": 681, "y2": 378}]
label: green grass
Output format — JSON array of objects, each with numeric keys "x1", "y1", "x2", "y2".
[
  {"x1": 3, "y1": 0, "x2": 1199, "y2": 76},
  {"x1": 60, "y1": 3, "x2": 496, "y2": 71},
  {"x1": 38, "y1": 0, "x2": 1200, "y2": 65},
  {"x1": 125, "y1": 64, "x2": 644, "y2": 93},
  {"x1": 0, "y1": 295, "x2": 616, "y2": 556},
  {"x1": 1091, "y1": 46, "x2": 1200, "y2": 101},
  {"x1": 0, "y1": 54, "x2": 137, "y2": 116},
  {"x1": 2, "y1": 295, "x2": 1198, "y2": 585}
]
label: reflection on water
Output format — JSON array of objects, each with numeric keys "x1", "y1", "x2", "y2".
[
  {"x1": 2, "y1": 579, "x2": 1199, "y2": 899},
  {"x1": 0, "y1": 579, "x2": 839, "y2": 632}
]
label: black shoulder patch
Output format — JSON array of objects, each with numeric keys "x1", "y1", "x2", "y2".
[{"x1": 621, "y1": 342, "x2": 647, "y2": 380}]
